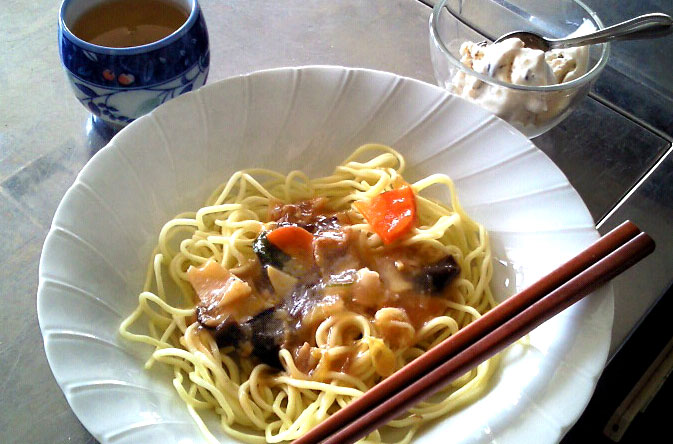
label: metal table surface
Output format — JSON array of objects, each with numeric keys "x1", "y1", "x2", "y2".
[{"x1": 1, "y1": 1, "x2": 671, "y2": 443}]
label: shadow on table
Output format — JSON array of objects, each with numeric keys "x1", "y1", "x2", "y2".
[{"x1": 86, "y1": 115, "x2": 120, "y2": 157}]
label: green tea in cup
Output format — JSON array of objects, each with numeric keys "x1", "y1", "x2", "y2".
[{"x1": 70, "y1": 0, "x2": 189, "y2": 48}]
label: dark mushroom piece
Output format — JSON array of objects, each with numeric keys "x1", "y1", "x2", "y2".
[
  {"x1": 414, "y1": 256, "x2": 461, "y2": 294},
  {"x1": 209, "y1": 308, "x2": 290, "y2": 370},
  {"x1": 247, "y1": 308, "x2": 289, "y2": 369}
]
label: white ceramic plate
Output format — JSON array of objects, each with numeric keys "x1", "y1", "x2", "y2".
[{"x1": 37, "y1": 66, "x2": 612, "y2": 444}]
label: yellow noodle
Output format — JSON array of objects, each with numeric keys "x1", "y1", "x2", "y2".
[{"x1": 119, "y1": 145, "x2": 498, "y2": 443}]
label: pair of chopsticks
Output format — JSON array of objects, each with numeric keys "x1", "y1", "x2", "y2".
[{"x1": 293, "y1": 220, "x2": 655, "y2": 444}]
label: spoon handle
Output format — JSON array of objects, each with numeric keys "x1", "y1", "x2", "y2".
[{"x1": 548, "y1": 13, "x2": 673, "y2": 49}]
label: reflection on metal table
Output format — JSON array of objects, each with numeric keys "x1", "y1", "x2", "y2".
[{"x1": 0, "y1": 0, "x2": 671, "y2": 443}]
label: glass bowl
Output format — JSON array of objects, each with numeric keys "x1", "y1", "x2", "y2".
[{"x1": 429, "y1": 0, "x2": 610, "y2": 138}]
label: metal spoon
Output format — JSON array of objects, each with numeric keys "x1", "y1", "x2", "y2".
[{"x1": 495, "y1": 13, "x2": 673, "y2": 51}]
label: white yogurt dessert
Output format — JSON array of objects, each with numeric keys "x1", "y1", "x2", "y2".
[{"x1": 450, "y1": 21, "x2": 595, "y2": 132}]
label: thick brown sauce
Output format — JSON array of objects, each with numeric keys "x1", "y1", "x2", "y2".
[
  {"x1": 382, "y1": 292, "x2": 453, "y2": 330},
  {"x1": 190, "y1": 198, "x2": 461, "y2": 375}
]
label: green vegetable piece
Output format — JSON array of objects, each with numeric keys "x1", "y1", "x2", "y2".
[{"x1": 253, "y1": 232, "x2": 290, "y2": 268}]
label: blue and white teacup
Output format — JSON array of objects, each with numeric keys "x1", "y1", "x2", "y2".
[{"x1": 59, "y1": 0, "x2": 209, "y2": 128}]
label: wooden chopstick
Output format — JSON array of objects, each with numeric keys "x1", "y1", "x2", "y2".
[
  {"x1": 324, "y1": 231, "x2": 655, "y2": 444},
  {"x1": 293, "y1": 221, "x2": 648, "y2": 444}
]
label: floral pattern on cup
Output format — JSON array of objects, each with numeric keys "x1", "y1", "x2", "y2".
[
  {"x1": 102, "y1": 69, "x2": 115, "y2": 82},
  {"x1": 117, "y1": 73, "x2": 135, "y2": 85},
  {"x1": 68, "y1": 53, "x2": 208, "y2": 124}
]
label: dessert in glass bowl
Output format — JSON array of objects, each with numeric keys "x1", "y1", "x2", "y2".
[{"x1": 430, "y1": 0, "x2": 609, "y2": 138}]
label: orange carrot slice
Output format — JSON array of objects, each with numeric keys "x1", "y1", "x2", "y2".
[
  {"x1": 266, "y1": 225, "x2": 314, "y2": 257},
  {"x1": 354, "y1": 186, "x2": 416, "y2": 245}
]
